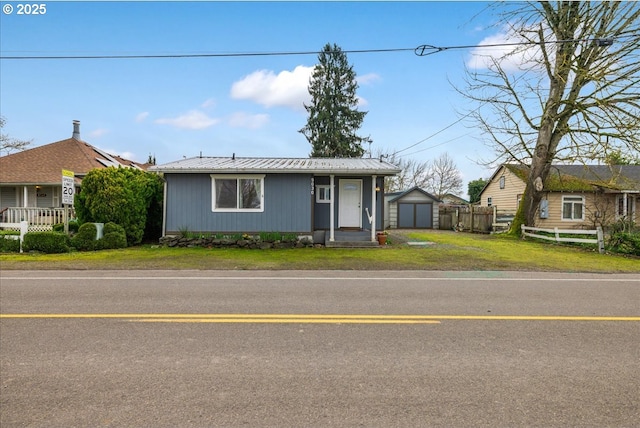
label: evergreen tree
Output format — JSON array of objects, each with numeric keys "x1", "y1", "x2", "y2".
[
  {"x1": 300, "y1": 43, "x2": 368, "y2": 158},
  {"x1": 467, "y1": 178, "x2": 488, "y2": 204}
]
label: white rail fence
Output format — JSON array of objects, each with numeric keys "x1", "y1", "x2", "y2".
[
  {"x1": 0, "y1": 221, "x2": 29, "y2": 253},
  {"x1": 521, "y1": 225, "x2": 604, "y2": 254}
]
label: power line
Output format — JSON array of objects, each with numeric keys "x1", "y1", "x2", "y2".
[
  {"x1": 0, "y1": 47, "x2": 414, "y2": 60},
  {"x1": 400, "y1": 133, "x2": 473, "y2": 158},
  {"x1": 391, "y1": 103, "x2": 486, "y2": 157},
  {"x1": 0, "y1": 37, "x2": 620, "y2": 60},
  {"x1": 413, "y1": 37, "x2": 616, "y2": 56}
]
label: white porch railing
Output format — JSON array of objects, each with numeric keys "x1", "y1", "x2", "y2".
[{"x1": 0, "y1": 207, "x2": 75, "y2": 228}]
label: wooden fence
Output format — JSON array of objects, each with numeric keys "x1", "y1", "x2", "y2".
[
  {"x1": 521, "y1": 225, "x2": 604, "y2": 254},
  {"x1": 439, "y1": 206, "x2": 515, "y2": 233}
]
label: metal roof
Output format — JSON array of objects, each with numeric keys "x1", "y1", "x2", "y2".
[
  {"x1": 150, "y1": 157, "x2": 401, "y2": 175},
  {"x1": 388, "y1": 186, "x2": 442, "y2": 203}
]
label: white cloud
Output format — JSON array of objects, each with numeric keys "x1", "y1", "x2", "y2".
[
  {"x1": 357, "y1": 73, "x2": 381, "y2": 85},
  {"x1": 467, "y1": 25, "x2": 544, "y2": 72},
  {"x1": 201, "y1": 98, "x2": 216, "y2": 109},
  {"x1": 135, "y1": 112, "x2": 149, "y2": 123},
  {"x1": 88, "y1": 128, "x2": 109, "y2": 138},
  {"x1": 228, "y1": 112, "x2": 269, "y2": 129},
  {"x1": 230, "y1": 65, "x2": 313, "y2": 111},
  {"x1": 155, "y1": 110, "x2": 219, "y2": 130}
]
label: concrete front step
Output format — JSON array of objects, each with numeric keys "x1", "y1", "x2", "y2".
[{"x1": 325, "y1": 240, "x2": 381, "y2": 248}]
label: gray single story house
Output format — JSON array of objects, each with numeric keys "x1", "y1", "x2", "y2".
[
  {"x1": 385, "y1": 187, "x2": 441, "y2": 229},
  {"x1": 149, "y1": 156, "x2": 401, "y2": 244}
]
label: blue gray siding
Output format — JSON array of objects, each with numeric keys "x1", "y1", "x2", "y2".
[{"x1": 165, "y1": 173, "x2": 312, "y2": 234}]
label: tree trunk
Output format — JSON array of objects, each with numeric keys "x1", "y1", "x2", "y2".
[{"x1": 522, "y1": 120, "x2": 558, "y2": 227}]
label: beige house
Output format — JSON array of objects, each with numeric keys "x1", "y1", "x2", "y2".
[{"x1": 479, "y1": 164, "x2": 639, "y2": 229}]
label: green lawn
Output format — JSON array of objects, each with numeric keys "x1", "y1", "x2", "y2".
[{"x1": 1, "y1": 231, "x2": 638, "y2": 272}]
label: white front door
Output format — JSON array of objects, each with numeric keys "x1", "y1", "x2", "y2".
[{"x1": 339, "y1": 179, "x2": 362, "y2": 228}]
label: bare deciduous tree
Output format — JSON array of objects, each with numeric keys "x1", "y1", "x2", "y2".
[
  {"x1": 0, "y1": 117, "x2": 31, "y2": 155},
  {"x1": 424, "y1": 152, "x2": 463, "y2": 199},
  {"x1": 462, "y1": 2, "x2": 640, "y2": 230},
  {"x1": 376, "y1": 150, "x2": 431, "y2": 192},
  {"x1": 378, "y1": 150, "x2": 463, "y2": 198}
]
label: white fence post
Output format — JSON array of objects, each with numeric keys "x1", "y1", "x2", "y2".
[
  {"x1": 19, "y1": 221, "x2": 28, "y2": 253},
  {"x1": 596, "y1": 226, "x2": 604, "y2": 254}
]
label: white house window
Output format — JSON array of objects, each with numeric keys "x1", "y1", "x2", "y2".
[
  {"x1": 562, "y1": 196, "x2": 584, "y2": 220},
  {"x1": 316, "y1": 185, "x2": 331, "y2": 203},
  {"x1": 499, "y1": 176, "x2": 506, "y2": 189},
  {"x1": 487, "y1": 197, "x2": 493, "y2": 207},
  {"x1": 211, "y1": 175, "x2": 264, "y2": 212}
]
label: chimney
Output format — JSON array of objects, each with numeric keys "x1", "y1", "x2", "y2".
[{"x1": 72, "y1": 120, "x2": 81, "y2": 140}]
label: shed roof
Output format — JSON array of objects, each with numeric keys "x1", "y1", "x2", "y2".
[
  {"x1": 388, "y1": 186, "x2": 442, "y2": 203},
  {"x1": 150, "y1": 156, "x2": 401, "y2": 176}
]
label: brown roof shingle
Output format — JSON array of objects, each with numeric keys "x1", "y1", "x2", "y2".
[{"x1": 0, "y1": 137, "x2": 149, "y2": 185}]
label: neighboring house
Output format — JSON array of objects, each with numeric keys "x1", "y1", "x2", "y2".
[
  {"x1": 149, "y1": 156, "x2": 401, "y2": 244},
  {"x1": 0, "y1": 121, "x2": 150, "y2": 225},
  {"x1": 479, "y1": 164, "x2": 640, "y2": 228},
  {"x1": 384, "y1": 187, "x2": 441, "y2": 229},
  {"x1": 440, "y1": 193, "x2": 468, "y2": 206}
]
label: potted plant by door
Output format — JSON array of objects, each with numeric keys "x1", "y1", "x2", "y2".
[{"x1": 376, "y1": 231, "x2": 388, "y2": 245}]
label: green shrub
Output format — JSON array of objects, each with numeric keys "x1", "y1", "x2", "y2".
[
  {"x1": 23, "y1": 232, "x2": 70, "y2": 254},
  {"x1": 52, "y1": 220, "x2": 79, "y2": 233},
  {"x1": 607, "y1": 232, "x2": 640, "y2": 256},
  {"x1": 97, "y1": 222, "x2": 127, "y2": 249},
  {"x1": 71, "y1": 223, "x2": 98, "y2": 251},
  {"x1": 99, "y1": 232, "x2": 128, "y2": 250},
  {"x1": 259, "y1": 232, "x2": 282, "y2": 242},
  {"x1": 0, "y1": 230, "x2": 20, "y2": 236},
  {"x1": 0, "y1": 236, "x2": 20, "y2": 252},
  {"x1": 282, "y1": 233, "x2": 298, "y2": 243},
  {"x1": 74, "y1": 167, "x2": 164, "y2": 245}
]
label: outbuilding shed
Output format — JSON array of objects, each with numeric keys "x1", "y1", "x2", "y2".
[{"x1": 385, "y1": 187, "x2": 441, "y2": 229}]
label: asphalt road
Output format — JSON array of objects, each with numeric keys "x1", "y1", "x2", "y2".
[{"x1": 1, "y1": 270, "x2": 639, "y2": 427}]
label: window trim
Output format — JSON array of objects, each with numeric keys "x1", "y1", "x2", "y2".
[
  {"x1": 316, "y1": 185, "x2": 331, "y2": 203},
  {"x1": 211, "y1": 174, "x2": 265, "y2": 212},
  {"x1": 499, "y1": 176, "x2": 506, "y2": 189},
  {"x1": 561, "y1": 195, "x2": 584, "y2": 221}
]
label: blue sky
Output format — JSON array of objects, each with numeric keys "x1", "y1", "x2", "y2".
[{"x1": 1, "y1": 1, "x2": 512, "y2": 197}]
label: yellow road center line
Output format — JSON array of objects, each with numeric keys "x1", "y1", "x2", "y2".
[
  {"x1": 134, "y1": 318, "x2": 441, "y2": 324},
  {"x1": 1, "y1": 314, "x2": 639, "y2": 321}
]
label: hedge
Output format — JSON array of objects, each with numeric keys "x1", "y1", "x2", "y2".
[
  {"x1": 23, "y1": 232, "x2": 71, "y2": 254},
  {"x1": 0, "y1": 236, "x2": 21, "y2": 253},
  {"x1": 71, "y1": 223, "x2": 98, "y2": 251}
]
